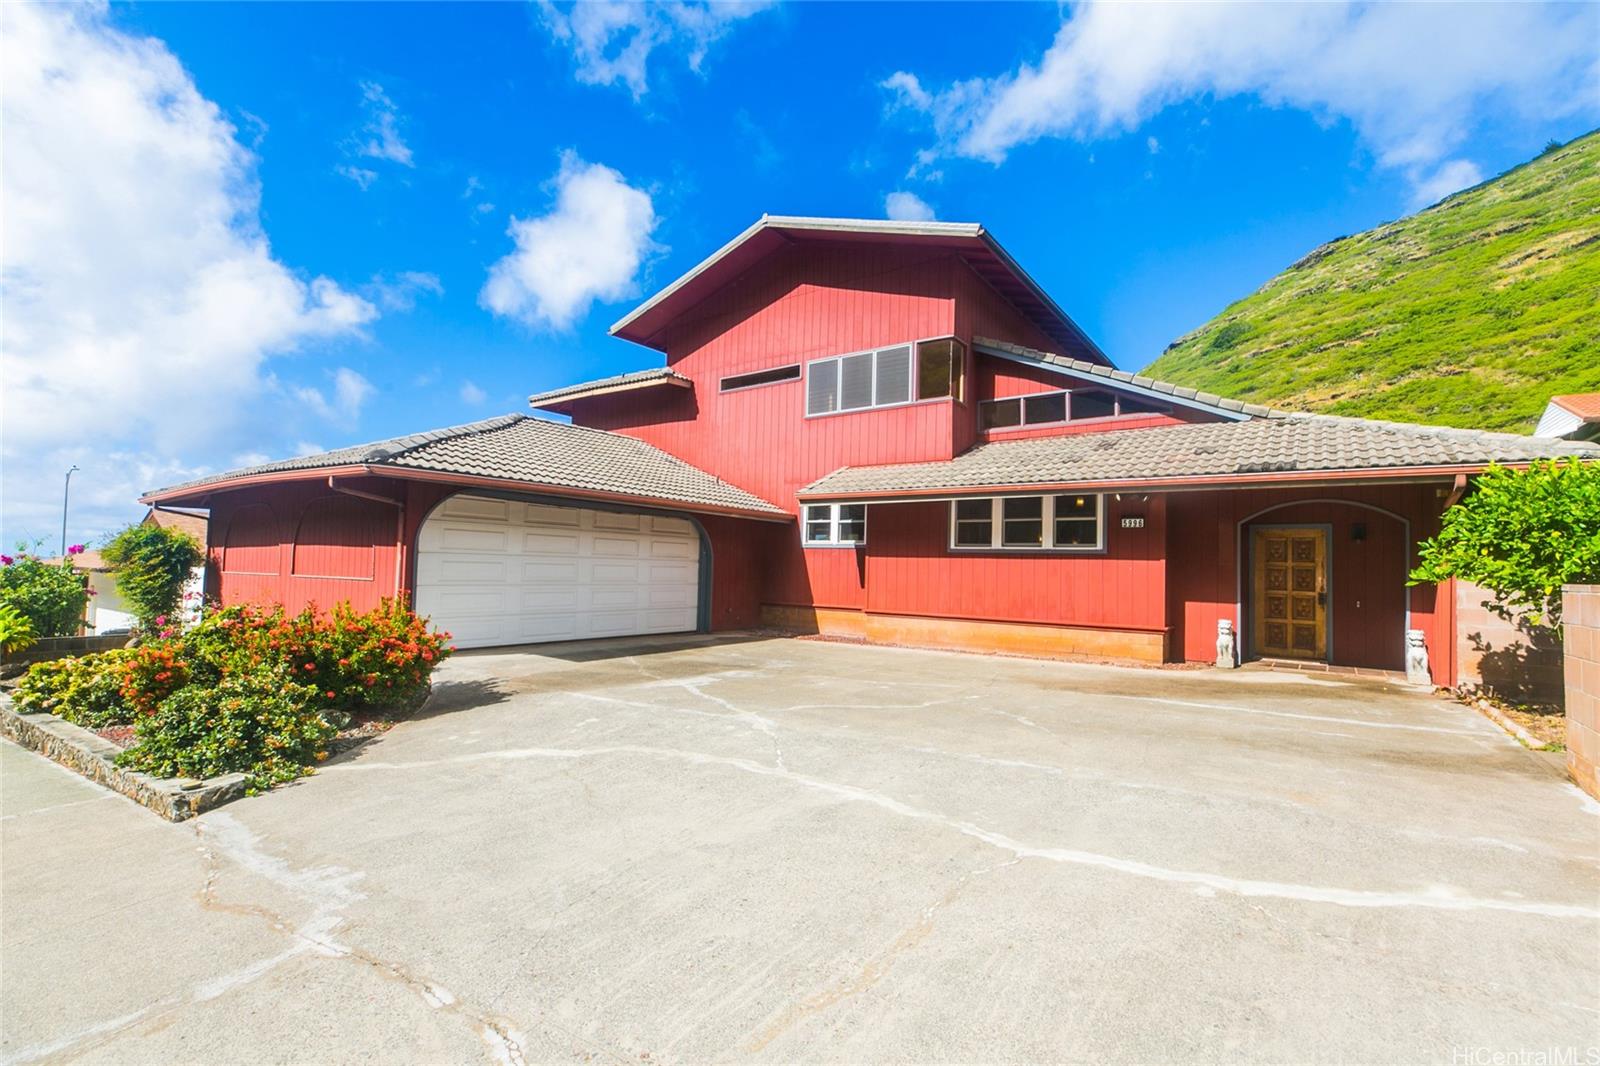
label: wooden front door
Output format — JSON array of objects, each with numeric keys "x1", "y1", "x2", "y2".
[{"x1": 1252, "y1": 527, "x2": 1328, "y2": 661}]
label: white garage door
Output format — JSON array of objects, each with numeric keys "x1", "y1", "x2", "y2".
[{"x1": 415, "y1": 494, "x2": 702, "y2": 649}]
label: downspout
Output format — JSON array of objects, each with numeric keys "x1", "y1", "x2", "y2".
[
  {"x1": 328, "y1": 477, "x2": 406, "y2": 601},
  {"x1": 1441, "y1": 472, "x2": 1469, "y2": 510}
]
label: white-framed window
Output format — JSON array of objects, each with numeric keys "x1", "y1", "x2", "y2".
[
  {"x1": 806, "y1": 338, "x2": 965, "y2": 416},
  {"x1": 979, "y1": 388, "x2": 1168, "y2": 431},
  {"x1": 947, "y1": 495, "x2": 1104, "y2": 551},
  {"x1": 803, "y1": 503, "x2": 868, "y2": 546}
]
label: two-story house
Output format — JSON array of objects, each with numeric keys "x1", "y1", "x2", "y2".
[{"x1": 143, "y1": 217, "x2": 1597, "y2": 685}]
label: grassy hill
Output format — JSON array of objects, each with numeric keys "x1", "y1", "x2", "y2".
[{"x1": 1145, "y1": 132, "x2": 1600, "y2": 432}]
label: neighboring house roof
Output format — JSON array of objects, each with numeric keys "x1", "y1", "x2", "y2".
[
  {"x1": 143, "y1": 414, "x2": 788, "y2": 520},
  {"x1": 1535, "y1": 393, "x2": 1600, "y2": 439},
  {"x1": 800, "y1": 415, "x2": 1599, "y2": 500},
  {"x1": 610, "y1": 215, "x2": 1109, "y2": 366},
  {"x1": 528, "y1": 367, "x2": 692, "y2": 413},
  {"x1": 974, "y1": 337, "x2": 1277, "y2": 421},
  {"x1": 143, "y1": 506, "x2": 208, "y2": 547}
]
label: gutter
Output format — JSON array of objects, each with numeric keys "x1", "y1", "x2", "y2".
[
  {"x1": 796, "y1": 463, "x2": 1527, "y2": 502},
  {"x1": 143, "y1": 465, "x2": 792, "y2": 524}
]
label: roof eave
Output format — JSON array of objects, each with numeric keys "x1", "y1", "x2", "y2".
[
  {"x1": 797, "y1": 462, "x2": 1538, "y2": 502},
  {"x1": 143, "y1": 463, "x2": 791, "y2": 523},
  {"x1": 528, "y1": 374, "x2": 692, "y2": 413}
]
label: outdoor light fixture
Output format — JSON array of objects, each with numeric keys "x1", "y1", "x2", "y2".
[{"x1": 1351, "y1": 522, "x2": 1367, "y2": 543}]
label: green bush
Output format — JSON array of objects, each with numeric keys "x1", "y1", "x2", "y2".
[
  {"x1": 0, "y1": 546, "x2": 88, "y2": 637},
  {"x1": 1411, "y1": 458, "x2": 1600, "y2": 628},
  {"x1": 0, "y1": 603, "x2": 37, "y2": 653},
  {"x1": 101, "y1": 523, "x2": 205, "y2": 633},
  {"x1": 116, "y1": 671, "x2": 339, "y2": 792},
  {"x1": 14, "y1": 650, "x2": 135, "y2": 728}
]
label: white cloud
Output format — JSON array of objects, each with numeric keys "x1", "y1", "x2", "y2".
[
  {"x1": 537, "y1": 0, "x2": 775, "y2": 98},
  {"x1": 459, "y1": 381, "x2": 488, "y2": 405},
  {"x1": 885, "y1": 1, "x2": 1599, "y2": 193},
  {"x1": 885, "y1": 191, "x2": 936, "y2": 222},
  {"x1": 353, "y1": 80, "x2": 413, "y2": 166},
  {"x1": 291, "y1": 366, "x2": 373, "y2": 423},
  {"x1": 480, "y1": 152, "x2": 659, "y2": 330},
  {"x1": 0, "y1": 4, "x2": 379, "y2": 544},
  {"x1": 366, "y1": 270, "x2": 444, "y2": 312},
  {"x1": 338, "y1": 164, "x2": 378, "y2": 190},
  {"x1": 1146, "y1": 135, "x2": 1160, "y2": 155},
  {"x1": 1409, "y1": 158, "x2": 1484, "y2": 209}
]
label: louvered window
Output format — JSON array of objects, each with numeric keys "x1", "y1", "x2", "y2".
[
  {"x1": 806, "y1": 359, "x2": 840, "y2": 415},
  {"x1": 874, "y1": 345, "x2": 912, "y2": 406},
  {"x1": 839, "y1": 353, "x2": 875, "y2": 410}
]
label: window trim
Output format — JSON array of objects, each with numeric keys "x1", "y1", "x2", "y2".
[
  {"x1": 802, "y1": 502, "x2": 869, "y2": 548},
  {"x1": 946, "y1": 494, "x2": 1106, "y2": 553},
  {"x1": 719, "y1": 364, "x2": 801, "y2": 393},
  {"x1": 978, "y1": 389, "x2": 1171, "y2": 433},
  {"x1": 804, "y1": 335, "x2": 965, "y2": 419}
]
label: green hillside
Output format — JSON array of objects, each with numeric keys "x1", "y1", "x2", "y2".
[{"x1": 1145, "y1": 132, "x2": 1600, "y2": 432}]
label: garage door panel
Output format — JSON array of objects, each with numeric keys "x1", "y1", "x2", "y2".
[
  {"x1": 440, "y1": 496, "x2": 512, "y2": 522},
  {"x1": 522, "y1": 560, "x2": 580, "y2": 584},
  {"x1": 522, "y1": 531, "x2": 582, "y2": 555},
  {"x1": 592, "y1": 536, "x2": 642, "y2": 557},
  {"x1": 416, "y1": 496, "x2": 702, "y2": 649},
  {"x1": 524, "y1": 504, "x2": 580, "y2": 527}
]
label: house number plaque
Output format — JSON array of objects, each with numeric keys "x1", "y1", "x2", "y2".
[{"x1": 1120, "y1": 515, "x2": 1146, "y2": 529}]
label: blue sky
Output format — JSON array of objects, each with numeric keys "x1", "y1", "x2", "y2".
[{"x1": 3, "y1": 1, "x2": 1597, "y2": 548}]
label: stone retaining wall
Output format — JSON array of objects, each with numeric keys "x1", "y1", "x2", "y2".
[
  {"x1": 0, "y1": 694, "x2": 247, "y2": 821},
  {"x1": 1564, "y1": 584, "x2": 1600, "y2": 801}
]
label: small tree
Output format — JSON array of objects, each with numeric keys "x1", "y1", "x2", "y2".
[
  {"x1": 1410, "y1": 459, "x2": 1600, "y2": 628},
  {"x1": 102, "y1": 523, "x2": 206, "y2": 633},
  {"x1": 0, "y1": 545, "x2": 90, "y2": 637}
]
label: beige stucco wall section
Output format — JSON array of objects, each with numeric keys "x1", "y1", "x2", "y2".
[{"x1": 1563, "y1": 584, "x2": 1600, "y2": 801}]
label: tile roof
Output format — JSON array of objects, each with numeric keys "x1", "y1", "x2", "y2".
[
  {"x1": 528, "y1": 367, "x2": 691, "y2": 409},
  {"x1": 146, "y1": 415, "x2": 787, "y2": 518},
  {"x1": 1552, "y1": 393, "x2": 1600, "y2": 421},
  {"x1": 801, "y1": 414, "x2": 1600, "y2": 498},
  {"x1": 974, "y1": 337, "x2": 1278, "y2": 419},
  {"x1": 143, "y1": 507, "x2": 208, "y2": 545}
]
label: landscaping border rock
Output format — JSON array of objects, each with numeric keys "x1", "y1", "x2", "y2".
[{"x1": 0, "y1": 693, "x2": 247, "y2": 821}]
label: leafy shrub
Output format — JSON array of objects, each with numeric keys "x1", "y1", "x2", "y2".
[
  {"x1": 116, "y1": 670, "x2": 339, "y2": 792},
  {"x1": 0, "y1": 603, "x2": 37, "y2": 653},
  {"x1": 14, "y1": 650, "x2": 135, "y2": 728},
  {"x1": 117, "y1": 641, "x2": 198, "y2": 717},
  {"x1": 1411, "y1": 458, "x2": 1600, "y2": 628},
  {"x1": 0, "y1": 546, "x2": 89, "y2": 637},
  {"x1": 101, "y1": 523, "x2": 205, "y2": 633}
]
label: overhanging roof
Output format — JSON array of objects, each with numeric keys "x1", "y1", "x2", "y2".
[
  {"x1": 800, "y1": 415, "x2": 1599, "y2": 500},
  {"x1": 143, "y1": 415, "x2": 788, "y2": 521},
  {"x1": 528, "y1": 367, "x2": 692, "y2": 413},
  {"x1": 610, "y1": 215, "x2": 1109, "y2": 365}
]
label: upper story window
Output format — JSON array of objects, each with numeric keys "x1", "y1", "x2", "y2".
[
  {"x1": 948, "y1": 495, "x2": 1104, "y2": 552},
  {"x1": 803, "y1": 503, "x2": 867, "y2": 547},
  {"x1": 721, "y1": 364, "x2": 801, "y2": 392},
  {"x1": 806, "y1": 338, "x2": 966, "y2": 416},
  {"x1": 979, "y1": 388, "x2": 1169, "y2": 431}
]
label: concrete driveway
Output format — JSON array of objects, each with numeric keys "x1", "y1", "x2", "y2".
[{"x1": 4, "y1": 635, "x2": 1597, "y2": 1064}]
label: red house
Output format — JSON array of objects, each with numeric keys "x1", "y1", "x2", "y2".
[{"x1": 143, "y1": 217, "x2": 1596, "y2": 685}]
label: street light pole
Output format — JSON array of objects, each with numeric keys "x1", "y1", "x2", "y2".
[{"x1": 61, "y1": 465, "x2": 79, "y2": 558}]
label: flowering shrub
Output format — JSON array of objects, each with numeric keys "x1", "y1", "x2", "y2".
[
  {"x1": 0, "y1": 603, "x2": 37, "y2": 653},
  {"x1": 14, "y1": 649, "x2": 135, "y2": 728},
  {"x1": 0, "y1": 544, "x2": 89, "y2": 637},
  {"x1": 14, "y1": 597, "x2": 451, "y2": 791},
  {"x1": 115, "y1": 670, "x2": 339, "y2": 792}
]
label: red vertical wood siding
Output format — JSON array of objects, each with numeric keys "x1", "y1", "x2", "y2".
[
  {"x1": 574, "y1": 243, "x2": 1089, "y2": 611},
  {"x1": 210, "y1": 479, "x2": 403, "y2": 614},
  {"x1": 861, "y1": 495, "x2": 1168, "y2": 634},
  {"x1": 1165, "y1": 484, "x2": 1452, "y2": 683}
]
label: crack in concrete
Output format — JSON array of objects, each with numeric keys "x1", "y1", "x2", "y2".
[{"x1": 327, "y1": 743, "x2": 1600, "y2": 920}]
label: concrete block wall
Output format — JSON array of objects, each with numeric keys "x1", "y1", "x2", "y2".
[
  {"x1": 1456, "y1": 580, "x2": 1565, "y2": 708},
  {"x1": 1564, "y1": 584, "x2": 1600, "y2": 801}
]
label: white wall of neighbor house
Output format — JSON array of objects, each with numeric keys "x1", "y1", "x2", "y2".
[{"x1": 86, "y1": 566, "x2": 204, "y2": 634}]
